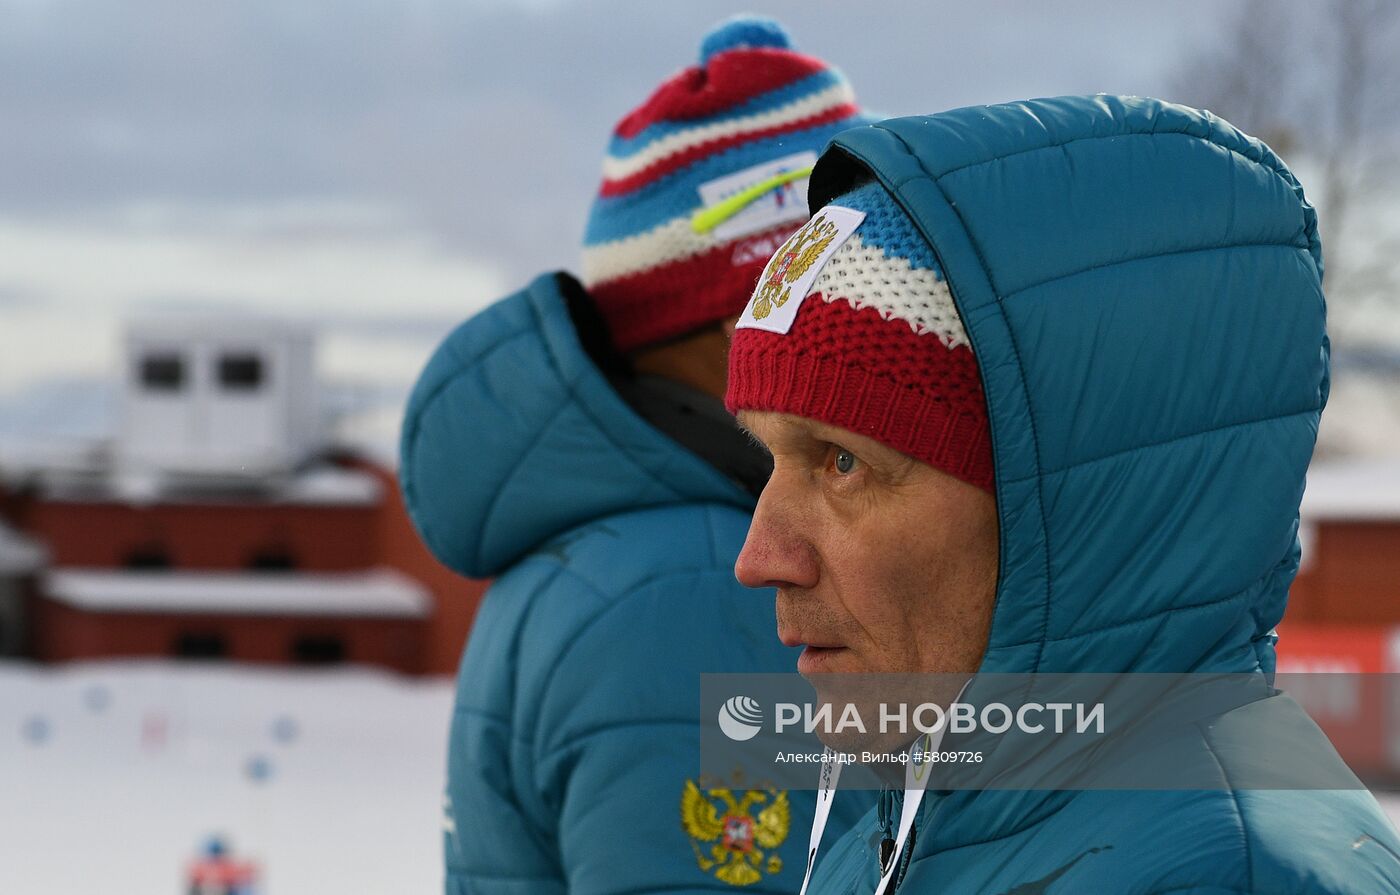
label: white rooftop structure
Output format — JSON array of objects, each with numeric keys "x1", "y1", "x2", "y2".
[
  {"x1": 43, "y1": 568, "x2": 430, "y2": 618},
  {"x1": 117, "y1": 314, "x2": 324, "y2": 479},
  {"x1": 1301, "y1": 458, "x2": 1400, "y2": 521}
]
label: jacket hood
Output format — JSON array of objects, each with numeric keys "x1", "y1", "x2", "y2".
[
  {"x1": 399, "y1": 273, "x2": 753, "y2": 578},
  {"x1": 809, "y1": 95, "x2": 1326, "y2": 676}
]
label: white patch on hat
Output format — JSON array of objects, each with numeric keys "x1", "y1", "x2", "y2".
[
  {"x1": 735, "y1": 204, "x2": 865, "y2": 335},
  {"x1": 696, "y1": 151, "x2": 816, "y2": 242}
]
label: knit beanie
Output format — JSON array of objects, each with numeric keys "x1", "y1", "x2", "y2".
[
  {"x1": 725, "y1": 180, "x2": 995, "y2": 493},
  {"x1": 580, "y1": 16, "x2": 868, "y2": 352}
]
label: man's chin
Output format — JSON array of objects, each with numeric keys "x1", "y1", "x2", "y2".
[{"x1": 803, "y1": 675, "x2": 913, "y2": 760}]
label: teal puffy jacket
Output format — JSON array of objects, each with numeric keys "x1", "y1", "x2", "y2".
[
  {"x1": 400, "y1": 273, "x2": 858, "y2": 893},
  {"x1": 794, "y1": 96, "x2": 1400, "y2": 894}
]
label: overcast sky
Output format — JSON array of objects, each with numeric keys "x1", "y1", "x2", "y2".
[
  {"x1": 3, "y1": 0, "x2": 1395, "y2": 454},
  {"x1": 0, "y1": 0, "x2": 1233, "y2": 272}
]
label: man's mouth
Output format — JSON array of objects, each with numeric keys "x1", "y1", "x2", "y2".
[
  {"x1": 796, "y1": 644, "x2": 847, "y2": 674},
  {"x1": 778, "y1": 625, "x2": 849, "y2": 673}
]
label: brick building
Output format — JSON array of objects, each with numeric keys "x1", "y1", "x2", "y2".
[
  {"x1": 0, "y1": 315, "x2": 484, "y2": 675},
  {"x1": 1287, "y1": 458, "x2": 1400, "y2": 627}
]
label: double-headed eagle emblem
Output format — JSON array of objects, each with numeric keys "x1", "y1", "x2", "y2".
[
  {"x1": 749, "y1": 212, "x2": 840, "y2": 320},
  {"x1": 681, "y1": 780, "x2": 791, "y2": 886}
]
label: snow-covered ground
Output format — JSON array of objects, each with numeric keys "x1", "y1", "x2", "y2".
[
  {"x1": 4, "y1": 660, "x2": 1400, "y2": 894},
  {"x1": 0, "y1": 660, "x2": 454, "y2": 894}
]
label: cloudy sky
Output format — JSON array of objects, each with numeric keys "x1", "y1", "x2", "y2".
[{"x1": 2, "y1": 0, "x2": 1395, "y2": 455}]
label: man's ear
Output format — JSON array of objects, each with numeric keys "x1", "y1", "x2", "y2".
[{"x1": 722, "y1": 316, "x2": 739, "y2": 340}]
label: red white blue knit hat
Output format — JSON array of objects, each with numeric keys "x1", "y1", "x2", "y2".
[
  {"x1": 581, "y1": 16, "x2": 868, "y2": 351},
  {"x1": 725, "y1": 180, "x2": 995, "y2": 493}
]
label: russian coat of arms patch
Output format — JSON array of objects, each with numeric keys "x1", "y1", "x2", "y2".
[
  {"x1": 681, "y1": 780, "x2": 790, "y2": 886},
  {"x1": 750, "y1": 211, "x2": 840, "y2": 322},
  {"x1": 736, "y1": 204, "x2": 865, "y2": 336}
]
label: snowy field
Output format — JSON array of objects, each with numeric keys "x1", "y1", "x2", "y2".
[
  {"x1": 4, "y1": 660, "x2": 1400, "y2": 894},
  {"x1": 0, "y1": 660, "x2": 454, "y2": 895}
]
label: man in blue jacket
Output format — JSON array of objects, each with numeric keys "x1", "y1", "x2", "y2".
[
  {"x1": 727, "y1": 96, "x2": 1400, "y2": 893},
  {"x1": 400, "y1": 17, "x2": 868, "y2": 894}
]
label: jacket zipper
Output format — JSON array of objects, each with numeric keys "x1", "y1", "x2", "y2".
[
  {"x1": 877, "y1": 785, "x2": 896, "y2": 873},
  {"x1": 878, "y1": 788, "x2": 927, "y2": 895}
]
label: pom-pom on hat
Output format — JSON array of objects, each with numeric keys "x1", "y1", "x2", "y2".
[
  {"x1": 581, "y1": 16, "x2": 868, "y2": 352},
  {"x1": 725, "y1": 180, "x2": 996, "y2": 493}
]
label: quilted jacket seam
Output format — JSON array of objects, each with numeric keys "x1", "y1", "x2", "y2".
[
  {"x1": 456, "y1": 709, "x2": 702, "y2": 751},
  {"x1": 518, "y1": 503, "x2": 740, "y2": 609},
  {"x1": 531, "y1": 562, "x2": 740, "y2": 759},
  {"x1": 904, "y1": 801, "x2": 1066, "y2": 861},
  {"x1": 538, "y1": 716, "x2": 700, "y2": 747},
  {"x1": 400, "y1": 327, "x2": 535, "y2": 571},
  {"x1": 451, "y1": 565, "x2": 606, "y2": 758},
  {"x1": 1199, "y1": 722, "x2": 1255, "y2": 894},
  {"x1": 1006, "y1": 407, "x2": 1318, "y2": 485},
  {"x1": 452, "y1": 703, "x2": 509, "y2": 724},
  {"x1": 444, "y1": 866, "x2": 560, "y2": 882},
  {"x1": 1001, "y1": 240, "x2": 1310, "y2": 303},
  {"x1": 487, "y1": 560, "x2": 607, "y2": 755},
  {"x1": 702, "y1": 504, "x2": 721, "y2": 569},
  {"x1": 1001, "y1": 571, "x2": 1261, "y2": 649},
  {"x1": 473, "y1": 396, "x2": 574, "y2": 573},
  {"x1": 929, "y1": 130, "x2": 1299, "y2": 198}
]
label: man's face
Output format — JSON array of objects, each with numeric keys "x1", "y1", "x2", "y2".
[{"x1": 735, "y1": 411, "x2": 1000, "y2": 677}]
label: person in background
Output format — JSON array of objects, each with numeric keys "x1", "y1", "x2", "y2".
[
  {"x1": 727, "y1": 96, "x2": 1400, "y2": 893},
  {"x1": 399, "y1": 16, "x2": 870, "y2": 894},
  {"x1": 186, "y1": 836, "x2": 259, "y2": 895}
]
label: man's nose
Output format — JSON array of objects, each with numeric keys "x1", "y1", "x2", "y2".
[{"x1": 735, "y1": 482, "x2": 818, "y2": 590}]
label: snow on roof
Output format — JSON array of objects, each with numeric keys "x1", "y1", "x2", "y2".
[
  {"x1": 1302, "y1": 457, "x2": 1400, "y2": 520},
  {"x1": 24, "y1": 462, "x2": 382, "y2": 507},
  {"x1": 0, "y1": 522, "x2": 46, "y2": 574},
  {"x1": 274, "y1": 465, "x2": 382, "y2": 505},
  {"x1": 42, "y1": 567, "x2": 431, "y2": 618}
]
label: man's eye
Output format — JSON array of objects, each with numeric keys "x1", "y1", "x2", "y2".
[{"x1": 834, "y1": 448, "x2": 857, "y2": 475}]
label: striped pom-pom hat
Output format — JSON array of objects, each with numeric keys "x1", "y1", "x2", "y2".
[
  {"x1": 581, "y1": 16, "x2": 868, "y2": 352},
  {"x1": 725, "y1": 180, "x2": 995, "y2": 493}
]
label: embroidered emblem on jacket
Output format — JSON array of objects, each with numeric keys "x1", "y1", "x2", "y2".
[{"x1": 681, "y1": 780, "x2": 790, "y2": 886}]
